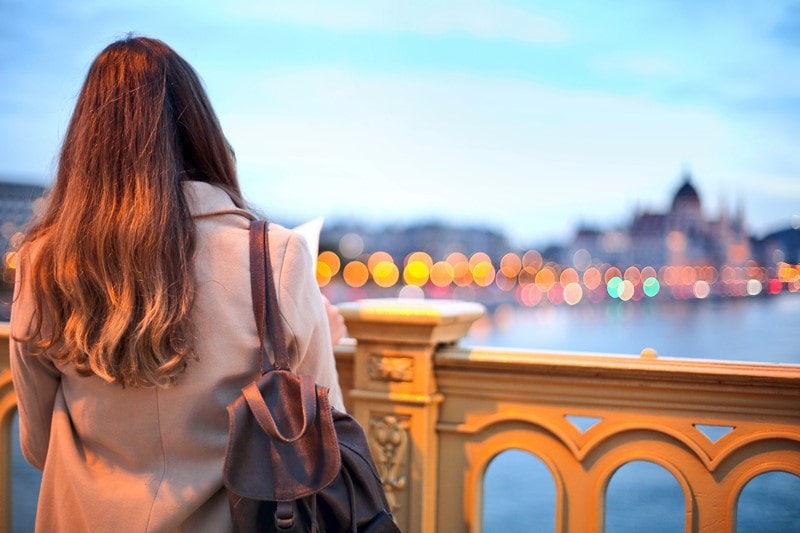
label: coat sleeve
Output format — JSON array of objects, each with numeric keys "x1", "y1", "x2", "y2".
[
  {"x1": 274, "y1": 230, "x2": 346, "y2": 412},
  {"x1": 9, "y1": 253, "x2": 61, "y2": 470}
]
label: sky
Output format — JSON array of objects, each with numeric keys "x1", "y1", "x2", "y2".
[{"x1": 1, "y1": 0, "x2": 799, "y2": 247}]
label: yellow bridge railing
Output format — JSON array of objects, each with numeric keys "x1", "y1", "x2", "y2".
[{"x1": 3, "y1": 300, "x2": 800, "y2": 532}]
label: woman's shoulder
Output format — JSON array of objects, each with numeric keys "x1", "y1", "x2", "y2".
[
  {"x1": 266, "y1": 222, "x2": 292, "y2": 241},
  {"x1": 266, "y1": 222, "x2": 311, "y2": 262},
  {"x1": 264, "y1": 222, "x2": 316, "y2": 294}
]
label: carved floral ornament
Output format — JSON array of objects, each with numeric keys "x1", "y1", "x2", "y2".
[
  {"x1": 368, "y1": 354, "x2": 414, "y2": 383},
  {"x1": 369, "y1": 414, "x2": 410, "y2": 512}
]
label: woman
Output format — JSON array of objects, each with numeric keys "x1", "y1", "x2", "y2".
[{"x1": 10, "y1": 36, "x2": 344, "y2": 531}]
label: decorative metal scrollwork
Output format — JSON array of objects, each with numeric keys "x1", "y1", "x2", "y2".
[{"x1": 369, "y1": 414, "x2": 410, "y2": 511}]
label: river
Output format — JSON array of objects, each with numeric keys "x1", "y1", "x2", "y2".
[{"x1": 465, "y1": 292, "x2": 800, "y2": 364}]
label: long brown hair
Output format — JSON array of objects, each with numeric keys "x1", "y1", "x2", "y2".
[{"x1": 17, "y1": 36, "x2": 244, "y2": 387}]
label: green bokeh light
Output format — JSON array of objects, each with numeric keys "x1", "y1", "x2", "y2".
[
  {"x1": 607, "y1": 276, "x2": 622, "y2": 298},
  {"x1": 643, "y1": 277, "x2": 660, "y2": 297}
]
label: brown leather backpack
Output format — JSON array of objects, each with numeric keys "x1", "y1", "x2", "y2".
[{"x1": 223, "y1": 220, "x2": 400, "y2": 532}]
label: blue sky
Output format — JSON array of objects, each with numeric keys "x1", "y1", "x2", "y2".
[{"x1": 1, "y1": 0, "x2": 799, "y2": 246}]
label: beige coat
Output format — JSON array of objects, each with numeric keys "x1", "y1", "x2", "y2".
[{"x1": 10, "y1": 181, "x2": 344, "y2": 532}]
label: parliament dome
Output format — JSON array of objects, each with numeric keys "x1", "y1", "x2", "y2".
[{"x1": 671, "y1": 173, "x2": 701, "y2": 211}]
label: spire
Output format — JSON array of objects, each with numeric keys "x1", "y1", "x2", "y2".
[
  {"x1": 735, "y1": 195, "x2": 745, "y2": 231},
  {"x1": 672, "y1": 168, "x2": 701, "y2": 211}
]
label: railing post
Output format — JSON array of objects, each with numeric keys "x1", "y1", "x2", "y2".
[
  {"x1": 339, "y1": 299, "x2": 484, "y2": 533},
  {"x1": 1, "y1": 323, "x2": 16, "y2": 533}
]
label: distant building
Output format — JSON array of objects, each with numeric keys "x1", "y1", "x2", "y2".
[
  {"x1": 0, "y1": 180, "x2": 46, "y2": 319},
  {"x1": 756, "y1": 226, "x2": 800, "y2": 265},
  {"x1": 0, "y1": 181, "x2": 46, "y2": 256},
  {"x1": 321, "y1": 220, "x2": 511, "y2": 262},
  {"x1": 565, "y1": 171, "x2": 751, "y2": 268}
]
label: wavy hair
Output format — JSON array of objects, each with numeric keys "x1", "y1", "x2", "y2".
[{"x1": 16, "y1": 36, "x2": 244, "y2": 387}]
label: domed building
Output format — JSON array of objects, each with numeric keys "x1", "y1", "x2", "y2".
[
  {"x1": 567, "y1": 170, "x2": 751, "y2": 268},
  {"x1": 629, "y1": 170, "x2": 749, "y2": 267}
]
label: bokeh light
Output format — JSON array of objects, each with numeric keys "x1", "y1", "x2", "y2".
[
  {"x1": 314, "y1": 231, "x2": 785, "y2": 306},
  {"x1": 373, "y1": 260, "x2": 400, "y2": 288},
  {"x1": 342, "y1": 261, "x2": 369, "y2": 288},
  {"x1": 405, "y1": 251, "x2": 433, "y2": 268},
  {"x1": 693, "y1": 280, "x2": 711, "y2": 299},
  {"x1": 548, "y1": 284, "x2": 564, "y2": 305},
  {"x1": 641, "y1": 266, "x2": 657, "y2": 280},
  {"x1": 572, "y1": 248, "x2": 591, "y2": 271},
  {"x1": 643, "y1": 277, "x2": 660, "y2": 297},
  {"x1": 316, "y1": 261, "x2": 332, "y2": 287},
  {"x1": 535, "y1": 267, "x2": 557, "y2": 292},
  {"x1": 403, "y1": 260, "x2": 430, "y2": 287},
  {"x1": 446, "y1": 252, "x2": 468, "y2": 266},
  {"x1": 583, "y1": 267, "x2": 602, "y2": 290},
  {"x1": 624, "y1": 266, "x2": 641, "y2": 285},
  {"x1": 746, "y1": 279, "x2": 763, "y2": 296},
  {"x1": 452, "y1": 259, "x2": 473, "y2": 287},
  {"x1": 522, "y1": 250, "x2": 543, "y2": 273},
  {"x1": 560, "y1": 267, "x2": 579, "y2": 286},
  {"x1": 469, "y1": 252, "x2": 492, "y2": 271},
  {"x1": 607, "y1": 276, "x2": 622, "y2": 298},
  {"x1": 398, "y1": 285, "x2": 425, "y2": 299},
  {"x1": 339, "y1": 233, "x2": 364, "y2": 259},
  {"x1": 495, "y1": 272, "x2": 516, "y2": 292},
  {"x1": 680, "y1": 266, "x2": 696, "y2": 285},
  {"x1": 661, "y1": 266, "x2": 679, "y2": 286},
  {"x1": 446, "y1": 252, "x2": 472, "y2": 286},
  {"x1": 618, "y1": 280, "x2": 635, "y2": 301},
  {"x1": 472, "y1": 261, "x2": 496, "y2": 287},
  {"x1": 563, "y1": 282, "x2": 583, "y2": 305},
  {"x1": 518, "y1": 284, "x2": 544, "y2": 306},
  {"x1": 518, "y1": 268, "x2": 536, "y2": 286},
  {"x1": 367, "y1": 251, "x2": 394, "y2": 274},
  {"x1": 604, "y1": 267, "x2": 622, "y2": 284},
  {"x1": 318, "y1": 251, "x2": 341, "y2": 276},
  {"x1": 500, "y1": 253, "x2": 522, "y2": 277},
  {"x1": 430, "y1": 261, "x2": 455, "y2": 287}
]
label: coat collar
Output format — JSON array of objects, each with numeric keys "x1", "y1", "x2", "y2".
[{"x1": 182, "y1": 181, "x2": 253, "y2": 220}]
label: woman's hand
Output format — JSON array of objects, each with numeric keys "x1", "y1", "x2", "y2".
[{"x1": 321, "y1": 294, "x2": 348, "y2": 346}]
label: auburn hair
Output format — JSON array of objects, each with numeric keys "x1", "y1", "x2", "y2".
[{"x1": 16, "y1": 36, "x2": 244, "y2": 387}]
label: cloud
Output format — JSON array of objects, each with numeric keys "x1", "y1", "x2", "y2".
[
  {"x1": 2, "y1": 0, "x2": 797, "y2": 244},
  {"x1": 218, "y1": 68, "x2": 749, "y2": 244}
]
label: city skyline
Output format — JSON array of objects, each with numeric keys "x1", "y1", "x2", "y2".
[
  {"x1": 2, "y1": 1, "x2": 799, "y2": 245},
  {"x1": 316, "y1": 171, "x2": 798, "y2": 253}
]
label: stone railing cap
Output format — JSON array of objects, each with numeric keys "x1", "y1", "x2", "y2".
[{"x1": 338, "y1": 298, "x2": 485, "y2": 326}]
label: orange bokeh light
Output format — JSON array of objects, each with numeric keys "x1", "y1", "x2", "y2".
[
  {"x1": 318, "y1": 251, "x2": 341, "y2": 276},
  {"x1": 343, "y1": 261, "x2": 369, "y2": 288},
  {"x1": 430, "y1": 261, "x2": 455, "y2": 287},
  {"x1": 469, "y1": 252, "x2": 492, "y2": 271},
  {"x1": 316, "y1": 261, "x2": 332, "y2": 287},
  {"x1": 535, "y1": 267, "x2": 556, "y2": 292},
  {"x1": 405, "y1": 251, "x2": 433, "y2": 268},
  {"x1": 583, "y1": 267, "x2": 602, "y2": 290},
  {"x1": 522, "y1": 250, "x2": 543, "y2": 273},
  {"x1": 373, "y1": 260, "x2": 399, "y2": 288},
  {"x1": 500, "y1": 253, "x2": 522, "y2": 277},
  {"x1": 604, "y1": 266, "x2": 622, "y2": 284},
  {"x1": 472, "y1": 261, "x2": 496, "y2": 287},
  {"x1": 560, "y1": 267, "x2": 579, "y2": 286},
  {"x1": 368, "y1": 251, "x2": 394, "y2": 274}
]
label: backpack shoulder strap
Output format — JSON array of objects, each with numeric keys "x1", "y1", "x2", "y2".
[{"x1": 249, "y1": 220, "x2": 292, "y2": 372}]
